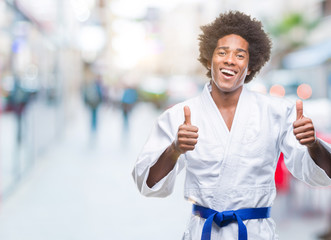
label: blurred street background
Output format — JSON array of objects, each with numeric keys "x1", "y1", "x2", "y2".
[{"x1": 0, "y1": 0, "x2": 331, "y2": 239}]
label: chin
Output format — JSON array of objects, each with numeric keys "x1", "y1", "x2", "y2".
[{"x1": 214, "y1": 81, "x2": 237, "y2": 92}]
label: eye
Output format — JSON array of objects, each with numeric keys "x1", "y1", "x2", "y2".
[
  {"x1": 218, "y1": 51, "x2": 226, "y2": 56},
  {"x1": 237, "y1": 54, "x2": 244, "y2": 59}
]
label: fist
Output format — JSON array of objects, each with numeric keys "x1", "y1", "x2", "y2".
[
  {"x1": 174, "y1": 106, "x2": 199, "y2": 153},
  {"x1": 293, "y1": 100, "x2": 316, "y2": 147}
]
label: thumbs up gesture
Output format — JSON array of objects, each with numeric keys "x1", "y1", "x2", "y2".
[
  {"x1": 174, "y1": 106, "x2": 199, "y2": 153},
  {"x1": 293, "y1": 100, "x2": 316, "y2": 147}
]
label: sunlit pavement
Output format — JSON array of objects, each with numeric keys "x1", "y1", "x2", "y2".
[{"x1": 0, "y1": 101, "x2": 329, "y2": 240}]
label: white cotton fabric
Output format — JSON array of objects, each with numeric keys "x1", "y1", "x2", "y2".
[{"x1": 132, "y1": 82, "x2": 331, "y2": 240}]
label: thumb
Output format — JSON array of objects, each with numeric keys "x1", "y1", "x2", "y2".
[
  {"x1": 296, "y1": 99, "x2": 303, "y2": 120},
  {"x1": 183, "y1": 106, "x2": 191, "y2": 125}
]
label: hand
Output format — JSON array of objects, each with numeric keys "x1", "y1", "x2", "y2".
[
  {"x1": 174, "y1": 106, "x2": 199, "y2": 153},
  {"x1": 293, "y1": 99, "x2": 316, "y2": 147}
]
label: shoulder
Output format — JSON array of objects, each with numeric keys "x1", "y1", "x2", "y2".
[
  {"x1": 246, "y1": 87, "x2": 295, "y2": 116},
  {"x1": 160, "y1": 95, "x2": 202, "y2": 120}
]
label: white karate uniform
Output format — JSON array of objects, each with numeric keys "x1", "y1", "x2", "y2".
[{"x1": 132, "y1": 82, "x2": 331, "y2": 240}]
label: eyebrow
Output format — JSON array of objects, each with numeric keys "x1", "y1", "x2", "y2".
[{"x1": 216, "y1": 46, "x2": 247, "y2": 53}]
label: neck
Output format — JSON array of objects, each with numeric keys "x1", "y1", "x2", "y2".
[{"x1": 210, "y1": 82, "x2": 243, "y2": 109}]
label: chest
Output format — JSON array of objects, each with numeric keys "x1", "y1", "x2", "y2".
[
  {"x1": 184, "y1": 104, "x2": 282, "y2": 187},
  {"x1": 219, "y1": 106, "x2": 236, "y2": 131}
]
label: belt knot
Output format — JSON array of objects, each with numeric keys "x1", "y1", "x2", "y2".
[
  {"x1": 214, "y1": 210, "x2": 235, "y2": 227},
  {"x1": 192, "y1": 204, "x2": 271, "y2": 240}
]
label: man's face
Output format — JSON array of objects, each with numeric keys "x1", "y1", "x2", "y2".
[{"x1": 208, "y1": 34, "x2": 251, "y2": 93}]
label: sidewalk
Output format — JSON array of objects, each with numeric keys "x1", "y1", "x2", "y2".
[
  {"x1": 0, "y1": 101, "x2": 329, "y2": 240},
  {"x1": 0, "y1": 102, "x2": 191, "y2": 240}
]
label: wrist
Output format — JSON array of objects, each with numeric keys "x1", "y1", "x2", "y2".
[
  {"x1": 307, "y1": 138, "x2": 319, "y2": 149},
  {"x1": 171, "y1": 141, "x2": 182, "y2": 156}
]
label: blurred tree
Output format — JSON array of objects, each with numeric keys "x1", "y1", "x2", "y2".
[{"x1": 266, "y1": 12, "x2": 321, "y2": 68}]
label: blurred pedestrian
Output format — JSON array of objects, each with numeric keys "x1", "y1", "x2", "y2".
[
  {"x1": 83, "y1": 75, "x2": 103, "y2": 135},
  {"x1": 121, "y1": 86, "x2": 138, "y2": 129},
  {"x1": 7, "y1": 78, "x2": 33, "y2": 144},
  {"x1": 132, "y1": 11, "x2": 331, "y2": 240}
]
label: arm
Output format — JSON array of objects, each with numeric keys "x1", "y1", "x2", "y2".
[
  {"x1": 307, "y1": 140, "x2": 331, "y2": 177},
  {"x1": 293, "y1": 100, "x2": 331, "y2": 178},
  {"x1": 146, "y1": 142, "x2": 181, "y2": 188},
  {"x1": 147, "y1": 106, "x2": 198, "y2": 188}
]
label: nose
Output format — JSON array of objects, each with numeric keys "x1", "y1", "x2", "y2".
[{"x1": 224, "y1": 53, "x2": 235, "y2": 66}]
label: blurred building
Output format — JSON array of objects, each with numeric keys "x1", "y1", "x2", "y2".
[{"x1": 0, "y1": 0, "x2": 106, "y2": 200}]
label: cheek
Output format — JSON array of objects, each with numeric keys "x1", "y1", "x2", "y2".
[
  {"x1": 240, "y1": 65, "x2": 249, "y2": 75},
  {"x1": 210, "y1": 63, "x2": 218, "y2": 75}
]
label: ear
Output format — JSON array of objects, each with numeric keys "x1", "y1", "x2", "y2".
[
  {"x1": 247, "y1": 69, "x2": 251, "y2": 75},
  {"x1": 207, "y1": 61, "x2": 211, "y2": 70}
]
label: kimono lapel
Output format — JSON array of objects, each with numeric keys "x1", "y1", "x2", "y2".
[
  {"x1": 227, "y1": 86, "x2": 252, "y2": 149},
  {"x1": 200, "y1": 83, "x2": 254, "y2": 206},
  {"x1": 200, "y1": 83, "x2": 252, "y2": 152},
  {"x1": 200, "y1": 83, "x2": 230, "y2": 147}
]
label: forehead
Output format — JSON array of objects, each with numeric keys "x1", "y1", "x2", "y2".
[{"x1": 216, "y1": 34, "x2": 249, "y2": 51}]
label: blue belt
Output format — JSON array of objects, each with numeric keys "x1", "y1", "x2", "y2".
[{"x1": 193, "y1": 204, "x2": 271, "y2": 240}]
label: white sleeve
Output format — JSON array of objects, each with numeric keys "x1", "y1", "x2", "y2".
[
  {"x1": 280, "y1": 103, "x2": 331, "y2": 187},
  {"x1": 132, "y1": 107, "x2": 185, "y2": 197}
]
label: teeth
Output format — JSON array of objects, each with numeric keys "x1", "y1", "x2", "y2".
[{"x1": 221, "y1": 69, "x2": 235, "y2": 76}]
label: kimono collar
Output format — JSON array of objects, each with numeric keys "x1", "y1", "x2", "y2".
[{"x1": 201, "y1": 81, "x2": 250, "y2": 137}]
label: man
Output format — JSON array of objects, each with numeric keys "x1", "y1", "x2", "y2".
[{"x1": 132, "y1": 11, "x2": 331, "y2": 240}]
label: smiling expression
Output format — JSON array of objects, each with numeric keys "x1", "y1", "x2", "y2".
[{"x1": 208, "y1": 34, "x2": 251, "y2": 94}]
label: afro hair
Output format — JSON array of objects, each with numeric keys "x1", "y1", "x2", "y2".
[{"x1": 198, "y1": 11, "x2": 272, "y2": 83}]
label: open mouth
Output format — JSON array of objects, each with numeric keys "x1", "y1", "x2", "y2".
[{"x1": 221, "y1": 68, "x2": 236, "y2": 77}]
